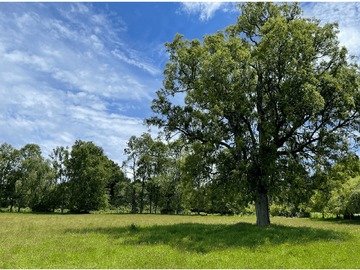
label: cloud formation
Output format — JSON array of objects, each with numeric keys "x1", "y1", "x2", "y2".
[
  {"x1": 179, "y1": 2, "x2": 237, "y2": 21},
  {"x1": 302, "y1": 2, "x2": 360, "y2": 60},
  {"x1": 0, "y1": 3, "x2": 160, "y2": 164}
]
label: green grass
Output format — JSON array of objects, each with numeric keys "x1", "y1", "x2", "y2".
[{"x1": 0, "y1": 213, "x2": 360, "y2": 268}]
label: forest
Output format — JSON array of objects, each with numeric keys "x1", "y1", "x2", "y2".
[{"x1": 1, "y1": 2, "x2": 360, "y2": 228}]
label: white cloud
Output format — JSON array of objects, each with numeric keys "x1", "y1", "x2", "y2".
[
  {"x1": 0, "y1": 3, "x2": 161, "y2": 164},
  {"x1": 302, "y1": 2, "x2": 360, "y2": 59},
  {"x1": 112, "y1": 49, "x2": 161, "y2": 76},
  {"x1": 180, "y1": 2, "x2": 236, "y2": 21},
  {"x1": 181, "y1": 2, "x2": 223, "y2": 21},
  {"x1": 338, "y1": 26, "x2": 360, "y2": 59}
]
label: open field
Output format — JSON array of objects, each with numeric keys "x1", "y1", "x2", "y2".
[{"x1": 0, "y1": 213, "x2": 360, "y2": 268}]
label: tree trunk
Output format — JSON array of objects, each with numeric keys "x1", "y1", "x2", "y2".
[
  {"x1": 255, "y1": 189, "x2": 270, "y2": 227},
  {"x1": 61, "y1": 195, "x2": 64, "y2": 214},
  {"x1": 131, "y1": 187, "x2": 137, "y2": 214},
  {"x1": 149, "y1": 197, "x2": 152, "y2": 214},
  {"x1": 140, "y1": 181, "x2": 145, "y2": 214}
]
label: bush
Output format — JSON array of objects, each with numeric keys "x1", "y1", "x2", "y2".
[{"x1": 270, "y1": 204, "x2": 295, "y2": 217}]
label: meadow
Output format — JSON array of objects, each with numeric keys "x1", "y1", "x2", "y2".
[{"x1": 0, "y1": 212, "x2": 359, "y2": 268}]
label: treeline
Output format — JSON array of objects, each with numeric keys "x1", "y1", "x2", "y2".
[
  {"x1": 1, "y1": 134, "x2": 360, "y2": 218},
  {"x1": 0, "y1": 141, "x2": 128, "y2": 213},
  {"x1": 122, "y1": 133, "x2": 245, "y2": 215}
]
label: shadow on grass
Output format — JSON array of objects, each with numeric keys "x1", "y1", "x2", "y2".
[
  {"x1": 310, "y1": 216, "x2": 360, "y2": 225},
  {"x1": 65, "y1": 222, "x2": 349, "y2": 253}
]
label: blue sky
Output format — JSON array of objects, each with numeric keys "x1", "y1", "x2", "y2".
[{"x1": 1, "y1": 2, "x2": 359, "y2": 164}]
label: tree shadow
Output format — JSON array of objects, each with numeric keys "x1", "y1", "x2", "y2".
[{"x1": 65, "y1": 222, "x2": 349, "y2": 254}]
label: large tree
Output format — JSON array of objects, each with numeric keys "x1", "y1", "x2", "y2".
[{"x1": 148, "y1": 3, "x2": 360, "y2": 226}]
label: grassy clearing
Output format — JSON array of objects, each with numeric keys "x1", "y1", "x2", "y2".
[{"x1": 0, "y1": 212, "x2": 359, "y2": 268}]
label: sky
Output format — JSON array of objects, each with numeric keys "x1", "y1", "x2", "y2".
[{"x1": 1, "y1": 2, "x2": 360, "y2": 165}]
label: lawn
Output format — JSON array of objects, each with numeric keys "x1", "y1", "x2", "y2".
[{"x1": 0, "y1": 212, "x2": 359, "y2": 268}]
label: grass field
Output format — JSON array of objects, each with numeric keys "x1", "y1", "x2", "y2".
[{"x1": 0, "y1": 212, "x2": 360, "y2": 268}]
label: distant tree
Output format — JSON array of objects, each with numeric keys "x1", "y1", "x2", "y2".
[
  {"x1": 25, "y1": 159, "x2": 55, "y2": 212},
  {"x1": 0, "y1": 143, "x2": 21, "y2": 210},
  {"x1": 345, "y1": 183, "x2": 360, "y2": 218},
  {"x1": 123, "y1": 133, "x2": 167, "y2": 213},
  {"x1": 307, "y1": 168, "x2": 335, "y2": 218},
  {"x1": 309, "y1": 153, "x2": 360, "y2": 218},
  {"x1": 14, "y1": 144, "x2": 40, "y2": 211},
  {"x1": 270, "y1": 159, "x2": 315, "y2": 217},
  {"x1": 146, "y1": 139, "x2": 170, "y2": 213},
  {"x1": 135, "y1": 134, "x2": 155, "y2": 213},
  {"x1": 180, "y1": 142, "x2": 214, "y2": 214},
  {"x1": 180, "y1": 142, "x2": 247, "y2": 215},
  {"x1": 206, "y1": 148, "x2": 248, "y2": 215},
  {"x1": 148, "y1": 2, "x2": 360, "y2": 226},
  {"x1": 49, "y1": 146, "x2": 69, "y2": 213},
  {"x1": 158, "y1": 139, "x2": 184, "y2": 214},
  {"x1": 110, "y1": 175, "x2": 132, "y2": 211},
  {"x1": 326, "y1": 176, "x2": 360, "y2": 219},
  {"x1": 123, "y1": 135, "x2": 142, "y2": 213},
  {"x1": 67, "y1": 140, "x2": 111, "y2": 213},
  {"x1": 13, "y1": 144, "x2": 55, "y2": 212},
  {"x1": 105, "y1": 159, "x2": 129, "y2": 209}
]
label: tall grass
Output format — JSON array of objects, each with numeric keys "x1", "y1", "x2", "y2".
[{"x1": 0, "y1": 213, "x2": 359, "y2": 268}]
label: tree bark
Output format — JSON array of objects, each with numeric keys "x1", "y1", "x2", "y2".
[{"x1": 255, "y1": 189, "x2": 270, "y2": 227}]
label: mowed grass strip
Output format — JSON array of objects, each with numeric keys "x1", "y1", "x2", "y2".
[{"x1": 0, "y1": 212, "x2": 359, "y2": 268}]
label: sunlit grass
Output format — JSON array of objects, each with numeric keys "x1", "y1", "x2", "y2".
[{"x1": 0, "y1": 212, "x2": 359, "y2": 268}]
